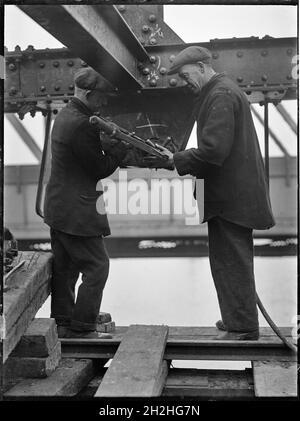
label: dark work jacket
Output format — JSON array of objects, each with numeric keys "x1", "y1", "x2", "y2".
[
  {"x1": 173, "y1": 73, "x2": 275, "y2": 230},
  {"x1": 44, "y1": 98, "x2": 122, "y2": 237}
]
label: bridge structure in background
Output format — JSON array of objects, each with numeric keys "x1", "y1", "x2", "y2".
[{"x1": 3, "y1": 4, "x2": 298, "y2": 244}]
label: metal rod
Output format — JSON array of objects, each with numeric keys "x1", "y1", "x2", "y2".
[
  {"x1": 275, "y1": 103, "x2": 297, "y2": 135},
  {"x1": 35, "y1": 111, "x2": 52, "y2": 218},
  {"x1": 264, "y1": 100, "x2": 270, "y2": 185}
]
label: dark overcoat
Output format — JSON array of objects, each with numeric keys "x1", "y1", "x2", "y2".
[
  {"x1": 44, "y1": 98, "x2": 122, "y2": 237},
  {"x1": 173, "y1": 73, "x2": 275, "y2": 230}
]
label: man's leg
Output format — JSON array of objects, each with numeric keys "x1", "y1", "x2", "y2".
[
  {"x1": 207, "y1": 217, "x2": 259, "y2": 333},
  {"x1": 53, "y1": 231, "x2": 110, "y2": 332},
  {"x1": 50, "y1": 228, "x2": 80, "y2": 327}
]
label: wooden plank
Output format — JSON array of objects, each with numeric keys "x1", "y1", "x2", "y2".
[
  {"x1": 3, "y1": 252, "x2": 53, "y2": 362},
  {"x1": 4, "y1": 341, "x2": 61, "y2": 379},
  {"x1": 11, "y1": 318, "x2": 58, "y2": 358},
  {"x1": 4, "y1": 358, "x2": 94, "y2": 398},
  {"x1": 252, "y1": 361, "x2": 297, "y2": 397},
  {"x1": 163, "y1": 368, "x2": 254, "y2": 398},
  {"x1": 95, "y1": 325, "x2": 168, "y2": 397}
]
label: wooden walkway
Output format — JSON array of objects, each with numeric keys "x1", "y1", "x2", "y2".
[{"x1": 2, "y1": 252, "x2": 297, "y2": 399}]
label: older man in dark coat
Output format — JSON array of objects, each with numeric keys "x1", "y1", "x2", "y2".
[
  {"x1": 146, "y1": 46, "x2": 275, "y2": 340},
  {"x1": 44, "y1": 67, "x2": 126, "y2": 338}
]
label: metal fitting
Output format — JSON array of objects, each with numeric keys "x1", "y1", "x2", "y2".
[
  {"x1": 53, "y1": 61, "x2": 60, "y2": 68},
  {"x1": 54, "y1": 85, "x2": 60, "y2": 91},
  {"x1": 39, "y1": 62, "x2": 45, "y2": 68},
  {"x1": 286, "y1": 48, "x2": 293, "y2": 56},
  {"x1": 236, "y1": 51, "x2": 243, "y2": 58},
  {"x1": 69, "y1": 84, "x2": 75, "y2": 90},
  {"x1": 169, "y1": 55, "x2": 176, "y2": 62},
  {"x1": 142, "y1": 25, "x2": 150, "y2": 33},
  {"x1": 149, "y1": 38, "x2": 157, "y2": 45},
  {"x1": 159, "y1": 67, "x2": 167, "y2": 75},
  {"x1": 40, "y1": 86, "x2": 46, "y2": 92},
  {"x1": 169, "y1": 78, "x2": 177, "y2": 87},
  {"x1": 67, "y1": 60, "x2": 74, "y2": 67},
  {"x1": 81, "y1": 60, "x2": 88, "y2": 67},
  {"x1": 261, "y1": 75, "x2": 268, "y2": 82},
  {"x1": 237, "y1": 77, "x2": 243, "y2": 83},
  {"x1": 8, "y1": 63, "x2": 16, "y2": 71},
  {"x1": 118, "y1": 5, "x2": 126, "y2": 13},
  {"x1": 149, "y1": 56, "x2": 157, "y2": 63}
]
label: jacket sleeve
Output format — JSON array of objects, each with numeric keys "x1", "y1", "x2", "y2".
[
  {"x1": 173, "y1": 93, "x2": 235, "y2": 177},
  {"x1": 71, "y1": 120, "x2": 123, "y2": 180}
]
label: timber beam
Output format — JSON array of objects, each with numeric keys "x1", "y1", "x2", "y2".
[{"x1": 18, "y1": 4, "x2": 148, "y2": 90}]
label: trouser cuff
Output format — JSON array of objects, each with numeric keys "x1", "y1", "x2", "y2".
[{"x1": 70, "y1": 319, "x2": 96, "y2": 332}]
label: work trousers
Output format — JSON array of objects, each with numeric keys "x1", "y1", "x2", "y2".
[
  {"x1": 50, "y1": 228, "x2": 109, "y2": 332},
  {"x1": 207, "y1": 217, "x2": 259, "y2": 332}
]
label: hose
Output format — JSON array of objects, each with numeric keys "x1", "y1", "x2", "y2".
[{"x1": 256, "y1": 292, "x2": 297, "y2": 354}]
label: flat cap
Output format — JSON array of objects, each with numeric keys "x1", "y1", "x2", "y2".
[
  {"x1": 74, "y1": 67, "x2": 114, "y2": 92},
  {"x1": 167, "y1": 46, "x2": 212, "y2": 75}
]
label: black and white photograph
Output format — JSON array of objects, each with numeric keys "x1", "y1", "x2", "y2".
[{"x1": 1, "y1": 0, "x2": 298, "y2": 406}]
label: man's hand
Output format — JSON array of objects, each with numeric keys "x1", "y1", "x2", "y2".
[{"x1": 142, "y1": 144, "x2": 175, "y2": 170}]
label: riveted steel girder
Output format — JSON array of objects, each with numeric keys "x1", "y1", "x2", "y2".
[{"x1": 18, "y1": 4, "x2": 149, "y2": 89}]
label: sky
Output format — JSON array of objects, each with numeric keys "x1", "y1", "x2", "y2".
[{"x1": 4, "y1": 4, "x2": 298, "y2": 165}]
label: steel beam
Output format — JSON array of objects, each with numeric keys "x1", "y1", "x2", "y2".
[
  {"x1": 276, "y1": 103, "x2": 297, "y2": 134},
  {"x1": 251, "y1": 106, "x2": 291, "y2": 158},
  {"x1": 18, "y1": 4, "x2": 148, "y2": 89},
  {"x1": 5, "y1": 114, "x2": 42, "y2": 162}
]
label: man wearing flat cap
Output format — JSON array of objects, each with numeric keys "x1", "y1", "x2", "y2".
[
  {"x1": 146, "y1": 46, "x2": 275, "y2": 340},
  {"x1": 44, "y1": 67, "x2": 127, "y2": 339}
]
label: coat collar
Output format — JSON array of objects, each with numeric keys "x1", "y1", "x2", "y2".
[
  {"x1": 194, "y1": 72, "x2": 227, "y2": 105},
  {"x1": 70, "y1": 97, "x2": 94, "y2": 116}
]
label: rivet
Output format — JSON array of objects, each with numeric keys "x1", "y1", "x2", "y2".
[
  {"x1": 149, "y1": 79, "x2": 157, "y2": 87},
  {"x1": 261, "y1": 75, "x2": 268, "y2": 82},
  {"x1": 237, "y1": 76, "x2": 243, "y2": 83},
  {"x1": 286, "y1": 48, "x2": 293, "y2": 56},
  {"x1": 9, "y1": 86, "x2": 17, "y2": 96},
  {"x1": 286, "y1": 75, "x2": 292, "y2": 80},
  {"x1": 149, "y1": 14, "x2": 156, "y2": 23},
  {"x1": 169, "y1": 55, "x2": 176, "y2": 62},
  {"x1": 261, "y1": 50, "x2": 268, "y2": 57},
  {"x1": 53, "y1": 61, "x2": 59, "y2": 68},
  {"x1": 149, "y1": 56, "x2": 157, "y2": 63},
  {"x1": 142, "y1": 67, "x2": 150, "y2": 75},
  {"x1": 40, "y1": 86, "x2": 46, "y2": 92},
  {"x1": 169, "y1": 78, "x2": 178, "y2": 86},
  {"x1": 237, "y1": 51, "x2": 243, "y2": 58},
  {"x1": 39, "y1": 62, "x2": 45, "y2": 68},
  {"x1": 142, "y1": 25, "x2": 150, "y2": 33},
  {"x1": 212, "y1": 52, "x2": 219, "y2": 59},
  {"x1": 54, "y1": 85, "x2": 60, "y2": 91},
  {"x1": 118, "y1": 5, "x2": 126, "y2": 13},
  {"x1": 149, "y1": 38, "x2": 157, "y2": 45},
  {"x1": 8, "y1": 63, "x2": 16, "y2": 71},
  {"x1": 67, "y1": 60, "x2": 74, "y2": 67},
  {"x1": 69, "y1": 84, "x2": 74, "y2": 90},
  {"x1": 159, "y1": 67, "x2": 167, "y2": 75}
]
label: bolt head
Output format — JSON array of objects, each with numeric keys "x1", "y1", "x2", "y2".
[
  {"x1": 169, "y1": 78, "x2": 178, "y2": 87},
  {"x1": 237, "y1": 51, "x2": 243, "y2": 58},
  {"x1": 237, "y1": 77, "x2": 243, "y2": 83},
  {"x1": 261, "y1": 75, "x2": 268, "y2": 82},
  {"x1": 53, "y1": 61, "x2": 59, "y2": 67},
  {"x1": 40, "y1": 86, "x2": 46, "y2": 92},
  {"x1": 142, "y1": 67, "x2": 150, "y2": 75},
  {"x1": 142, "y1": 25, "x2": 150, "y2": 33},
  {"x1": 149, "y1": 38, "x2": 157, "y2": 45},
  {"x1": 8, "y1": 63, "x2": 16, "y2": 71},
  {"x1": 159, "y1": 67, "x2": 167, "y2": 75},
  {"x1": 149, "y1": 14, "x2": 156, "y2": 23},
  {"x1": 149, "y1": 79, "x2": 157, "y2": 87},
  {"x1": 149, "y1": 56, "x2": 157, "y2": 63},
  {"x1": 67, "y1": 60, "x2": 74, "y2": 67},
  {"x1": 39, "y1": 62, "x2": 45, "y2": 68}
]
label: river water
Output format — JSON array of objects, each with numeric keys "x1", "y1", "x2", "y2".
[{"x1": 36, "y1": 255, "x2": 297, "y2": 370}]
